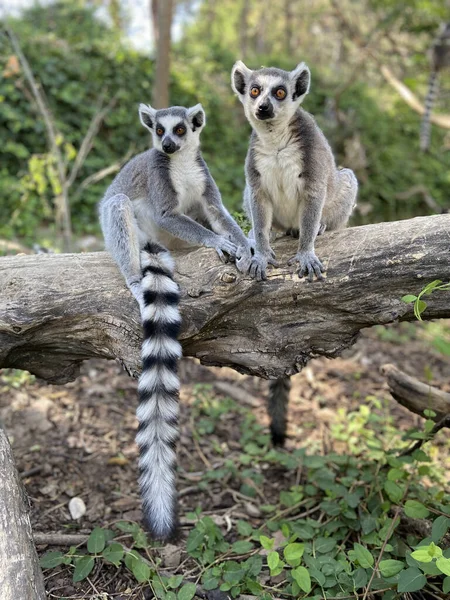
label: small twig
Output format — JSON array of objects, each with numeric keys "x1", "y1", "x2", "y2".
[
  {"x1": 33, "y1": 533, "x2": 88, "y2": 546},
  {"x1": 361, "y1": 505, "x2": 401, "y2": 600}
]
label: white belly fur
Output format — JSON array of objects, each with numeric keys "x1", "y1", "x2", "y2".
[{"x1": 255, "y1": 144, "x2": 305, "y2": 230}]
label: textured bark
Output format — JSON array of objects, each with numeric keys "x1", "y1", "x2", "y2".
[
  {"x1": 152, "y1": 0, "x2": 173, "y2": 108},
  {"x1": 0, "y1": 214, "x2": 449, "y2": 385},
  {"x1": 0, "y1": 428, "x2": 46, "y2": 599},
  {"x1": 381, "y1": 363, "x2": 450, "y2": 421}
]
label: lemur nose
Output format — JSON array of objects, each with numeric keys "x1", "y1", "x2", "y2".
[
  {"x1": 162, "y1": 139, "x2": 178, "y2": 154},
  {"x1": 258, "y1": 102, "x2": 270, "y2": 113}
]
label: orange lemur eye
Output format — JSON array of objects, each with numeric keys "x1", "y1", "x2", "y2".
[
  {"x1": 156, "y1": 127, "x2": 164, "y2": 136},
  {"x1": 275, "y1": 88, "x2": 287, "y2": 100},
  {"x1": 250, "y1": 87, "x2": 260, "y2": 98},
  {"x1": 175, "y1": 126, "x2": 186, "y2": 135}
]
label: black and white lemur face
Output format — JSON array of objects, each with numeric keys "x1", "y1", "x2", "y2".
[
  {"x1": 231, "y1": 61, "x2": 311, "y2": 127},
  {"x1": 139, "y1": 104, "x2": 206, "y2": 155}
]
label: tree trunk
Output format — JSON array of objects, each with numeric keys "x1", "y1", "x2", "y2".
[
  {"x1": 240, "y1": 0, "x2": 250, "y2": 59},
  {"x1": 152, "y1": 0, "x2": 173, "y2": 108},
  {"x1": 0, "y1": 427, "x2": 46, "y2": 599},
  {"x1": 0, "y1": 215, "x2": 449, "y2": 385}
]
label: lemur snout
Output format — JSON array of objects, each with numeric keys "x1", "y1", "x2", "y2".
[
  {"x1": 256, "y1": 101, "x2": 274, "y2": 120},
  {"x1": 162, "y1": 138, "x2": 179, "y2": 154}
]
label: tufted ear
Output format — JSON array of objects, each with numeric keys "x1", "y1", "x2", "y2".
[
  {"x1": 231, "y1": 60, "x2": 253, "y2": 96},
  {"x1": 290, "y1": 62, "x2": 311, "y2": 102},
  {"x1": 139, "y1": 103, "x2": 157, "y2": 132},
  {"x1": 187, "y1": 103, "x2": 205, "y2": 132}
]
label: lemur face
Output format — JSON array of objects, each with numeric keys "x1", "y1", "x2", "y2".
[
  {"x1": 139, "y1": 104, "x2": 205, "y2": 155},
  {"x1": 231, "y1": 61, "x2": 311, "y2": 126}
]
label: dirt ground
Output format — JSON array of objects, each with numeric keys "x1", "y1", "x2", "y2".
[{"x1": 1, "y1": 323, "x2": 449, "y2": 598}]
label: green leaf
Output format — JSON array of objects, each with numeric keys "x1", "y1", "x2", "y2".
[
  {"x1": 315, "y1": 537, "x2": 337, "y2": 553},
  {"x1": 384, "y1": 480, "x2": 403, "y2": 503},
  {"x1": 436, "y1": 557, "x2": 450, "y2": 576},
  {"x1": 443, "y1": 576, "x2": 450, "y2": 594},
  {"x1": 432, "y1": 516, "x2": 450, "y2": 543},
  {"x1": 379, "y1": 560, "x2": 405, "y2": 578},
  {"x1": 397, "y1": 567, "x2": 426, "y2": 593},
  {"x1": 40, "y1": 551, "x2": 65, "y2": 569},
  {"x1": 231, "y1": 540, "x2": 254, "y2": 554},
  {"x1": 73, "y1": 556, "x2": 95, "y2": 583},
  {"x1": 259, "y1": 535, "x2": 274, "y2": 550},
  {"x1": 237, "y1": 520, "x2": 253, "y2": 536},
  {"x1": 186, "y1": 528, "x2": 204, "y2": 554},
  {"x1": 404, "y1": 500, "x2": 430, "y2": 519},
  {"x1": 292, "y1": 566, "x2": 311, "y2": 594},
  {"x1": 168, "y1": 575, "x2": 184, "y2": 589},
  {"x1": 284, "y1": 543, "x2": 305, "y2": 565},
  {"x1": 411, "y1": 548, "x2": 433, "y2": 563},
  {"x1": 131, "y1": 557, "x2": 151, "y2": 583},
  {"x1": 414, "y1": 299, "x2": 427, "y2": 321},
  {"x1": 267, "y1": 551, "x2": 280, "y2": 571},
  {"x1": 401, "y1": 295, "x2": 417, "y2": 303},
  {"x1": 87, "y1": 527, "x2": 106, "y2": 554},
  {"x1": 353, "y1": 543, "x2": 374, "y2": 568},
  {"x1": 102, "y1": 543, "x2": 124, "y2": 565},
  {"x1": 177, "y1": 583, "x2": 197, "y2": 600}
]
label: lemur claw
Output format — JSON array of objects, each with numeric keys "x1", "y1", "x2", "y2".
[{"x1": 288, "y1": 251, "x2": 324, "y2": 282}]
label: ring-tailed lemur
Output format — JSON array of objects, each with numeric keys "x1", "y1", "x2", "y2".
[
  {"x1": 99, "y1": 103, "x2": 255, "y2": 540},
  {"x1": 420, "y1": 22, "x2": 450, "y2": 152},
  {"x1": 231, "y1": 60, "x2": 358, "y2": 446}
]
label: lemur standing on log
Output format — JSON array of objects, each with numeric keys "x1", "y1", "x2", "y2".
[
  {"x1": 420, "y1": 22, "x2": 450, "y2": 152},
  {"x1": 99, "y1": 103, "x2": 255, "y2": 540},
  {"x1": 231, "y1": 60, "x2": 358, "y2": 446}
]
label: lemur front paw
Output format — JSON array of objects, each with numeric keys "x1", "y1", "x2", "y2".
[
  {"x1": 248, "y1": 250, "x2": 279, "y2": 281},
  {"x1": 214, "y1": 237, "x2": 238, "y2": 262},
  {"x1": 288, "y1": 250, "x2": 324, "y2": 282}
]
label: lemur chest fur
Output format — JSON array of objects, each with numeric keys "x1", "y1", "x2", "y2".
[
  {"x1": 169, "y1": 154, "x2": 206, "y2": 213},
  {"x1": 254, "y1": 137, "x2": 305, "y2": 229}
]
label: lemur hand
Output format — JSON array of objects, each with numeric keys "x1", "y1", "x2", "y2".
[
  {"x1": 246, "y1": 236, "x2": 276, "y2": 261},
  {"x1": 212, "y1": 236, "x2": 238, "y2": 262},
  {"x1": 288, "y1": 250, "x2": 324, "y2": 282},
  {"x1": 248, "y1": 250, "x2": 279, "y2": 281},
  {"x1": 235, "y1": 242, "x2": 253, "y2": 274}
]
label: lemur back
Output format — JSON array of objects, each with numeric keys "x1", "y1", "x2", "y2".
[
  {"x1": 99, "y1": 103, "x2": 255, "y2": 540},
  {"x1": 232, "y1": 60, "x2": 357, "y2": 447}
]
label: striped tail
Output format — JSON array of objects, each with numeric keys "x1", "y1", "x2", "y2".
[
  {"x1": 136, "y1": 242, "x2": 182, "y2": 540},
  {"x1": 268, "y1": 376, "x2": 291, "y2": 446},
  {"x1": 420, "y1": 70, "x2": 439, "y2": 152}
]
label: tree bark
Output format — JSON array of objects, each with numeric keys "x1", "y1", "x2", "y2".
[
  {"x1": 0, "y1": 427, "x2": 46, "y2": 599},
  {"x1": 0, "y1": 215, "x2": 449, "y2": 385},
  {"x1": 152, "y1": 0, "x2": 173, "y2": 108}
]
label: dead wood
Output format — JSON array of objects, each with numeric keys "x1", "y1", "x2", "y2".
[
  {"x1": 0, "y1": 427, "x2": 46, "y2": 599},
  {"x1": 0, "y1": 215, "x2": 449, "y2": 384},
  {"x1": 381, "y1": 363, "x2": 450, "y2": 421}
]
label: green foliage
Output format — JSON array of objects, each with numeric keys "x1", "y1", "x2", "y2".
[
  {"x1": 39, "y1": 387, "x2": 450, "y2": 598},
  {"x1": 2, "y1": 1, "x2": 450, "y2": 245}
]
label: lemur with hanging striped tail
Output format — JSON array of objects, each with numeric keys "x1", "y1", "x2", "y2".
[{"x1": 99, "y1": 103, "x2": 257, "y2": 540}]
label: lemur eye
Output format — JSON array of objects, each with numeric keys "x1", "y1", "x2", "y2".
[
  {"x1": 156, "y1": 127, "x2": 164, "y2": 136},
  {"x1": 250, "y1": 87, "x2": 260, "y2": 98},
  {"x1": 275, "y1": 88, "x2": 287, "y2": 100},
  {"x1": 175, "y1": 126, "x2": 186, "y2": 136}
]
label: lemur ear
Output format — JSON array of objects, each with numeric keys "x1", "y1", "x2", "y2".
[
  {"x1": 139, "y1": 103, "x2": 156, "y2": 132},
  {"x1": 187, "y1": 104, "x2": 205, "y2": 132},
  {"x1": 290, "y1": 63, "x2": 311, "y2": 102},
  {"x1": 231, "y1": 60, "x2": 252, "y2": 96}
]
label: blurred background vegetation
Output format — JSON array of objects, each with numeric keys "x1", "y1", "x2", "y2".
[{"x1": 0, "y1": 0, "x2": 449, "y2": 250}]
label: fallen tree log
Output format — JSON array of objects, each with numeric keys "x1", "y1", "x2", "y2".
[
  {"x1": 0, "y1": 427, "x2": 46, "y2": 600},
  {"x1": 0, "y1": 214, "x2": 449, "y2": 384},
  {"x1": 381, "y1": 363, "x2": 450, "y2": 421}
]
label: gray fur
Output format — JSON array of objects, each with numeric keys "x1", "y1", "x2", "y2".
[
  {"x1": 232, "y1": 60, "x2": 358, "y2": 281},
  {"x1": 99, "y1": 103, "x2": 255, "y2": 540}
]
